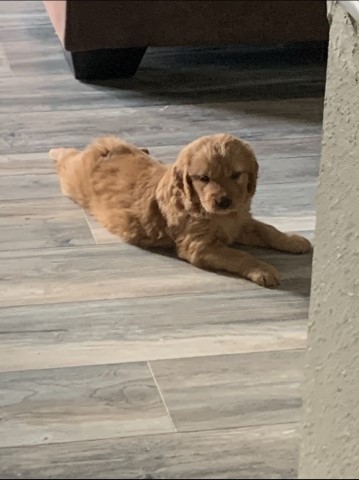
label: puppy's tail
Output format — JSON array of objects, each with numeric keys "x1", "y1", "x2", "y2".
[{"x1": 50, "y1": 145, "x2": 101, "y2": 209}]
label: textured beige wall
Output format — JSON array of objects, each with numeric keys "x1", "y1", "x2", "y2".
[{"x1": 299, "y1": 4, "x2": 359, "y2": 479}]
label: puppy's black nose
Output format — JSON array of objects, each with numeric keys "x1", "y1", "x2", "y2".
[{"x1": 216, "y1": 196, "x2": 232, "y2": 209}]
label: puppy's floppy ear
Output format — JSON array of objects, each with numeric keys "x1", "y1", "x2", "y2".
[
  {"x1": 247, "y1": 157, "x2": 259, "y2": 196},
  {"x1": 172, "y1": 162, "x2": 195, "y2": 203},
  {"x1": 140, "y1": 148, "x2": 150, "y2": 155},
  {"x1": 172, "y1": 165, "x2": 194, "y2": 200}
]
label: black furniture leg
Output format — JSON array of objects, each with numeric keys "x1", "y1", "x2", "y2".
[{"x1": 65, "y1": 47, "x2": 147, "y2": 80}]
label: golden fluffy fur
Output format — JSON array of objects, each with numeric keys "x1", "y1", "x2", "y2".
[{"x1": 50, "y1": 134, "x2": 311, "y2": 287}]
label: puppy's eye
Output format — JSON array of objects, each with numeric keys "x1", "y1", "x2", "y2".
[
  {"x1": 199, "y1": 175, "x2": 210, "y2": 183},
  {"x1": 231, "y1": 172, "x2": 241, "y2": 180}
]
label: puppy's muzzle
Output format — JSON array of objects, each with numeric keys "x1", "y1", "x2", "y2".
[{"x1": 216, "y1": 196, "x2": 232, "y2": 210}]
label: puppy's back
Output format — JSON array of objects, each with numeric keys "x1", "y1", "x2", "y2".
[{"x1": 51, "y1": 137, "x2": 162, "y2": 210}]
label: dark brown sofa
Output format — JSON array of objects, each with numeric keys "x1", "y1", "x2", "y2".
[{"x1": 43, "y1": 0, "x2": 328, "y2": 80}]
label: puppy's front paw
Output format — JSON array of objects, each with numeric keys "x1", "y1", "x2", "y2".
[
  {"x1": 246, "y1": 262, "x2": 280, "y2": 288},
  {"x1": 286, "y1": 234, "x2": 312, "y2": 254}
]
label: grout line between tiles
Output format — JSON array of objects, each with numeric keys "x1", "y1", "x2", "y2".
[{"x1": 147, "y1": 361, "x2": 178, "y2": 434}]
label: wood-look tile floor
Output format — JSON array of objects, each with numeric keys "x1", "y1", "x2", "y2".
[{"x1": 0, "y1": 1, "x2": 325, "y2": 478}]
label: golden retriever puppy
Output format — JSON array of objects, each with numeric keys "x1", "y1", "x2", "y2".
[{"x1": 50, "y1": 134, "x2": 311, "y2": 287}]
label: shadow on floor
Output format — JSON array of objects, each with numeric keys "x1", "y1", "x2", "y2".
[
  {"x1": 81, "y1": 43, "x2": 327, "y2": 123},
  {"x1": 148, "y1": 243, "x2": 313, "y2": 298}
]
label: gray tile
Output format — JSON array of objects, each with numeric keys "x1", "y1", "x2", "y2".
[
  {"x1": 0, "y1": 424, "x2": 299, "y2": 479},
  {"x1": 0, "y1": 290, "x2": 308, "y2": 372},
  {"x1": 4, "y1": 41, "x2": 70, "y2": 76},
  {"x1": 0, "y1": 197, "x2": 94, "y2": 251},
  {"x1": 0, "y1": 98, "x2": 322, "y2": 154},
  {"x1": 0, "y1": 174, "x2": 61, "y2": 201},
  {"x1": 0, "y1": 243, "x2": 252, "y2": 308},
  {"x1": 0, "y1": 362, "x2": 174, "y2": 448},
  {"x1": 0, "y1": 151, "x2": 55, "y2": 176},
  {"x1": 151, "y1": 350, "x2": 304, "y2": 431},
  {"x1": 0, "y1": 65, "x2": 325, "y2": 112},
  {"x1": 252, "y1": 182, "x2": 317, "y2": 217}
]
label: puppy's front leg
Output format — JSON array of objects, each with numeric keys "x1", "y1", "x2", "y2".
[
  {"x1": 237, "y1": 219, "x2": 312, "y2": 254},
  {"x1": 177, "y1": 240, "x2": 280, "y2": 288}
]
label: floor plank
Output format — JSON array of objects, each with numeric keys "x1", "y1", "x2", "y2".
[
  {"x1": 0, "y1": 98, "x2": 322, "y2": 154},
  {"x1": 0, "y1": 151, "x2": 55, "y2": 176},
  {"x1": 0, "y1": 362, "x2": 174, "y2": 448},
  {"x1": 0, "y1": 424, "x2": 299, "y2": 479},
  {"x1": 3, "y1": 40, "x2": 70, "y2": 77},
  {"x1": 86, "y1": 212, "x2": 315, "y2": 246},
  {"x1": 0, "y1": 173, "x2": 61, "y2": 200},
  {"x1": 0, "y1": 62, "x2": 325, "y2": 112},
  {"x1": 0, "y1": 243, "x2": 248, "y2": 307},
  {"x1": 150, "y1": 138, "x2": 320, "y2": 161},
  {"x1": 0, "y1": 136, "x2": 320, "y2": 179},
  {"x1": 0, "y1": 243, "x2": 312, "y2": 308},
  {"x1": 252, "y1": 182, "x2": 316, "y2": 217},
  {"x1": 0, "y1": 290, "x2": 308, "y2": 372},
  {"x1": 85, "y1": 214, "x2": 121, "y2": 245},
  {"x1": 0, "y1": 198, "x2": 94, "y2": 251},
  {"x1": 150, "y1": 350, "x2": 304, "y2": 432}
]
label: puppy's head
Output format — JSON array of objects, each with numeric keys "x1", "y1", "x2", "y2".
[{"x1": 173, "y1": 134, "x2": 258, "y2": 215}]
